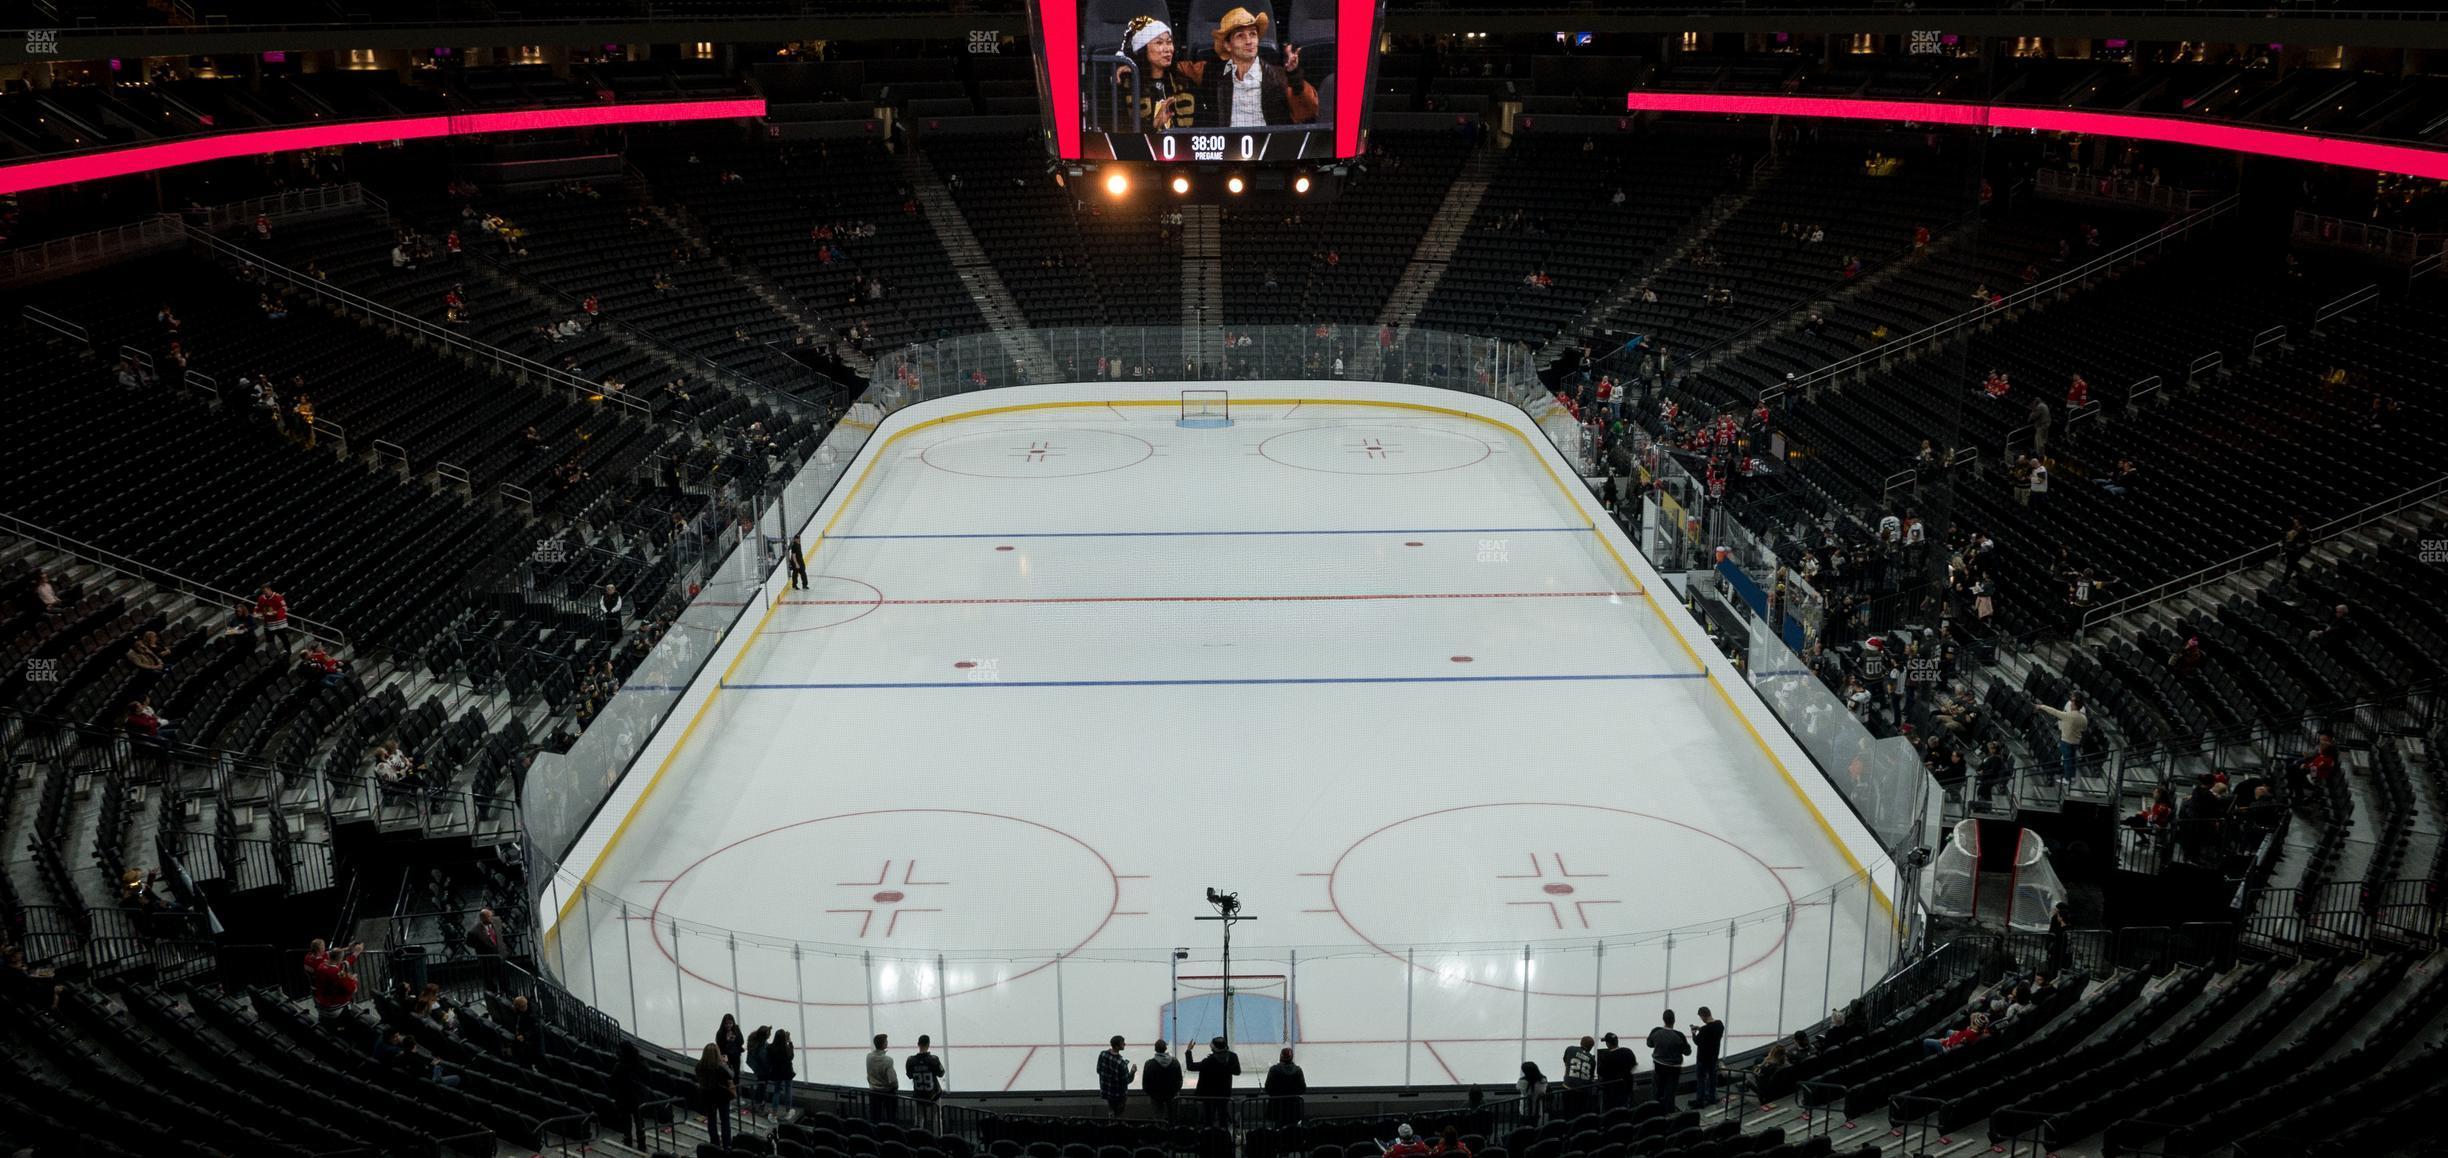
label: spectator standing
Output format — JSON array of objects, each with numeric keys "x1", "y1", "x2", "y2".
[
  {"x1": 716, "y1": 1015, "x2": 746, "y2": 1129},
  {"x1": 864, "y1": 1033, "x2": 898, "y2": 1121},
  {"x1": 906, "y1": 1034, "x2": 947, "y2": 1130},
  {"x1": 1517, "y1": 1061, "x2": 1551, "y2": 1123},
  {"x1": 1098, "y1": 1035, "x2": 1137, "y2": 1117},
  {"x1": 1692, "y1": 1008, "x2": 1725, "y2": 1105},
  {"x1": 767, "y1": 1030, "x2": 798, "y2": 1116},
  {"x1": 2033, "y1": 695, "x2": 2089, "y2": 787},
  {"x1": 2282, "y1": 517, "x2": 2310, "y2": 582},
  {"x1": 1186, "y1": 1036, "x2": 1241, "y2": 1126},
  {"x1": 256, "y1": 585, "x2": 290, "y2": 634},
  {"x1": 697, "y1": 1043, "x2": 736, "y2": 1148},
  {"x1": 1265, "y1": 1047, "x2": 1307, "y2": 1125},
  {"x1": 466, "y1": 908, "x2": 504, "y2": 957},
  {"x1": 609, "y1": 1041, "x2": 650, "y2": 1149},
  {"x1": 1595, "y1": 1031, "x2": 1637, "y2": 1109},
  {"x1": 599, "y1": 584, "x2": 624, "y2": 635},
  {"x1": 1646, "y1": 1010, "x2": 1690, "y2": 1107},
  {"x1": 1561, "y1": 1035, "x2": 1598, "y2": 1114},
  {"x1": 2029, "y1": 399, "x2": 2053, "y2": 455},
  {"x1": 1144, "y1": 1039, "x2": 1183, "y2": 1119},
  {"x1": 745, "y1": 1025, "x2": 773, "y2": 1112},
  {"x1": 305, "y1": 939, "x2": 362, "y2": 1022},
  {"x1": 2048, "y1": 902, "x2": 2074, "y2": 973},
  {"x1": 509, "y1": 994, "x2": 543, "y2": 1067}
]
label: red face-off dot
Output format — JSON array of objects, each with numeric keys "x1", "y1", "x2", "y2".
[
  {"x1": 1404, "y1": 541, "x2": 1424, "y2": 547},
  {"x1": 1451, "y1": 656, "x2": 1474, "y2": 663},
  {"x1": 872, "y1": 891, "x2": 905, "y2": 903},
  {"x1": 953, "y1": 661, "x2": 977, "y2": 669},
  {"x1": 1543, "y1": 882, "x2": 1575, "y2": 896},
  {"x1": 995, "y1": 546, "x2": 1016, "y2": 552}
]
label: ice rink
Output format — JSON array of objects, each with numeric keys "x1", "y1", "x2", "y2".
[{"x1": 548, "y1": 384, "x2": 1892, "y2": 1094}]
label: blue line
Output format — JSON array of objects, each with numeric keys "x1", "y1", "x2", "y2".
[
  {"x1": 828, "y1": 525, "x2": 1593, "y2": 541},
  {"x1": 723, "y1": 672, "x2": 1706, "y2": 691}
]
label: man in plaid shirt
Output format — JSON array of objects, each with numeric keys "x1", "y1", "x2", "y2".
[{"x1": 1098, "y1": 1036, "x2": 1138, "y2": 1117}]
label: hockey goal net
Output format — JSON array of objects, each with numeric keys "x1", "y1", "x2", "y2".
[
  {"x1": 1929, "y1": 817, "x2": 1980, "y2": 919},
  {"x1": 1168, "y1": 972, "x2": 1295, "y2": 1044},
  {"x1": 1179, "y1": 389, "x2": 1232, "y2": 428}
]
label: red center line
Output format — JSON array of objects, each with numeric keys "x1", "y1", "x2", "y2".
[{"x1": 778, "y1": 590, "x2": 1646, "y2": 607}]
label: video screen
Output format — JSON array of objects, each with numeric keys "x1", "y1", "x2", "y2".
[{"x1": 1028, "y1": 0, "x2": 1382, "y2": 163}]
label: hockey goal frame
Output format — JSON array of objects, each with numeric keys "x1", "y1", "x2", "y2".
[{"x1": 1178, "y1": 389, "x2": 1232, "y2": 428}]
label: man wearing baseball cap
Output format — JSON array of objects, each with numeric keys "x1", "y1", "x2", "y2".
[{"x1": 1595, "y1": 1031, "x2": 1638, "y2": 1110}]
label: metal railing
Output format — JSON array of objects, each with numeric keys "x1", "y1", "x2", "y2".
[
  {"x1": 3, "y1": 213, "x2": 185, "y2": 280},
  {"x1": 180, "y1": 221, "x2": 653, "y2": 420},
  {"x1": 22, "y1": 304, "x2": 89, "y2": 345},
  {"x1": 2242, "y1": 876, "x2": 2447, "y2": 957},
  {"x1": 0, "y1": 509, "x2": 348, "y2": 648},
  {"x1": 1763, "y1": 194, "x2": 2238, "y2": 407},
  {"x1": 180, "y1": 183, "x2": 371, "y2": 233},
  {"x1": 2077, "y1": 472, "x2": 2448, "y2": 636},
  {"x1": 2290, "y1": 210, "x2": 2447, "y2": 263},
  {"x1": 2313, "y1": 282, "x2": 2381, "y2": 329},
  {"x1": 2036, "y1": 168, "x2": 2217, "y2": 213}
]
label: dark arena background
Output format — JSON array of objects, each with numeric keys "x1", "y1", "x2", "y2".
[{"x1": 2, "y1": 1, "x2": 2447, "y2": 1156}]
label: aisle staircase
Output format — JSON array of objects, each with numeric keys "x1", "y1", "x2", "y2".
[
  {"x1": 1376, "y1": 146, "x2": 1501, "y2": 334},
  {"x1": 1182, "y1": 205, "x2": 1223, "y2": 373},
  {"x1": 893, "y1": 145, "x2": 1058, "y2": 381}
]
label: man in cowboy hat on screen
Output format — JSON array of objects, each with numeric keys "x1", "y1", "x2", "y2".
[{"x1": 1175, "y1": 7, "x2": 1317, "y2": 128}]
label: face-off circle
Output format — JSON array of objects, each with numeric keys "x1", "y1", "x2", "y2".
[
  {"x1": 1324, "y1": 802, "x2": 1798, "y2": 997},
  {"x1": 649, "y1": 808, "x2": 1122, "y2": 1005},
  {"x1": 767, "y1": 575, "x2": 885, "y2": 634},
  {"x1": 1258, "y1": 424, "x2": 1493, "y2": 476},
  {"x1": 918, "y1": 427, "x2": 1155, "y2": 478}
]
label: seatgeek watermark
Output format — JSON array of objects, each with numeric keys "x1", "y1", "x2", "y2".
[
  {"x1": 26, "y1": 30, "x2": 60, "y2": 54},
  {"x1": 2421, "y1": 538, "x2": 2448, "y2": 565}
]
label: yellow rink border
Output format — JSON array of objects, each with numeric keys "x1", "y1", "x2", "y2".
[{"x1": 551, "y1": 394, "x2": 1887, "y2": 940}]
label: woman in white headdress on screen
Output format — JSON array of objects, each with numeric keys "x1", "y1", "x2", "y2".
[{"x1": 1116, "y1": 15, "x2": 1197, "y2": 130}]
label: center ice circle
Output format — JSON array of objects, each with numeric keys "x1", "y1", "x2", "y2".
[
  {"x1": 918, "y1": 427, "x2": 1154, "y2": 478},
  {"x1": 649, "y1": 809, "x2": 1122, "y2": 1004},
  {"x1": 1325, "y1": 802, "x2": 1797, "y2": 997},
  {"x1": 1258, "y1": 423, "x2": 1494, "y2": 475}
]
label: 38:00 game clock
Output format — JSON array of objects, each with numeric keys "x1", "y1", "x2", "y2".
[{"x1": 1100, "y1": 128, "x2": 1330, "y2": 164}]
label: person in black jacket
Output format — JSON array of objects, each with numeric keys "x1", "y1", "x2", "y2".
[
  {"x1": 696, "y1": 1042, "x2": 735, "y2": 1148},
  {"x1": 1646, "y1": 1011, "x2": 1690, "y2": 1108},
  {"x1": 1185, "y1": 1036, "x2": 1240, "y2": 1126},
  {"x1": 1143, "y1": 1039, "x2": 1184, "y2": 1120},
  {"x1": 1691, "y1": 1008, "x2": 1725, "y2": 1105},
  {"x1": 1263, "y1": 1047, "x2": 1306, "y2": 1126},
  {"x1": 1595, "y1": 1032, "x2": 1637, "y2": 1110},
  {"x1": 508, "y1": 994, "x2": 544, "y2": 1067},
  {"x1": 609, "y1": 1041, "x2": 649, "y2": 1149},
  {"x1": 766, "y1": 1029, "x2": 798, "y2": 1117}
]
